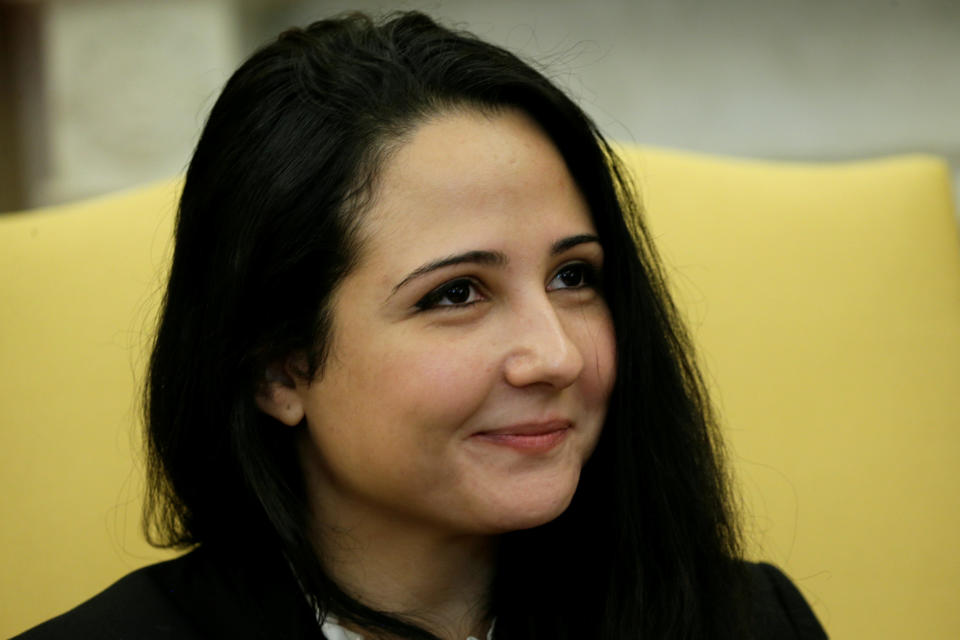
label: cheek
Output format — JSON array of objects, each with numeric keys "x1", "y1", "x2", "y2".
[
  {"x1": 600, "y1": 319, "x2": 617, "y2": 395},
  {"x1": 382, "y1": 337, "x2": 498, "y2": 429},
  {"x1": 577, "y1": 307, "x2": 617, "y2": 402},
  {"x1": 319, "y1": 329, "x2": 498, "y2": 444},
  {"x1": 299, "y1": 331, "x2": 500, "y2": 504}
]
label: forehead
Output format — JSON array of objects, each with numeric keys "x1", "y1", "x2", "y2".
[{"x1": 356, "y1": 108, "x2": 594, "y2": 258}]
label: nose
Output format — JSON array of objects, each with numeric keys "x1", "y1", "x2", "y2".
[{"x1": 503, "y1": 298, "x2": 584, "y2": 389}]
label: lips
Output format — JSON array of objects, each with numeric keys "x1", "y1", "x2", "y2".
[{"x1": 472, "y1": 419, "x2": 572, "y2": 453}]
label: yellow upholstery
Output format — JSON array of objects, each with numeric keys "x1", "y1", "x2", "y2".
[
  {"x1": 619, "y1": 147, "x2": 960, "y2": 639},
  {"x1": 0, "y1": 181, "x2": 181, "y2": 635},
  {"x1": 2, "y1": 149, "x2": 959, "y2": 638}
]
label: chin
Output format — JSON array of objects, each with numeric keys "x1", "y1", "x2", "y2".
[{"x1": 479, "y1": 477, "x2": 580, "y2": 534}]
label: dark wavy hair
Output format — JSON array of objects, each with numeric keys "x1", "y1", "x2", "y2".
[{"x1": 144, "y1": 11, "x2": 746, "y2": 639}]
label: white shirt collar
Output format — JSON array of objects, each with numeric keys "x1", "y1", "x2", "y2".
[{"x1": 320, "y1": 614, "x2": 495, "y2": 640}]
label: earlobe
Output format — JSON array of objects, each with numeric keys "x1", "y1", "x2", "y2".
[{"x1": 255, "y1": 363, "x2": 306, "y2": 427}]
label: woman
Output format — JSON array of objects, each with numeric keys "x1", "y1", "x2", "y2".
[{"x1": 17, "y1": 11, "x2": 826, "y2": 640}]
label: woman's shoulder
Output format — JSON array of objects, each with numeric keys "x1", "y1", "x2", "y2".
[
  {"x1": 12, "y1": 551, "x2": 205, "y2": 639},
  {"x1": 745, "y1": 561, "x2": 828, "y2": 639},
  {"x1": 11, "y1": 547, "x2": 320, "y2": 640},
  {"x1": 13, "y1": 552, "x2": 826, "y2": 639}
]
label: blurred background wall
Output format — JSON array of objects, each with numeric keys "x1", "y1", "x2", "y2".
[{"x1": 1, "y1": 0, "x2": 958, "y2": 216}]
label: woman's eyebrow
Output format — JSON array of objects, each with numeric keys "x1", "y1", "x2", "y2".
[
  {"x1": 551, "y1": 234, "x2": 601, "y2": 255},
  {"x1": 392, "y1": 250, "x2": 507, "y2": 295}
]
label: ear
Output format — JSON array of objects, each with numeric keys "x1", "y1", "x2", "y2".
[{"x1": 254, "y1": 361, "x2": 306, "y2": 427}]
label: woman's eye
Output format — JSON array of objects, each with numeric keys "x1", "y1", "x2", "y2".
[
  {"x1": 415, "y1": 279, "x2": 482, "y2": 310},
  {"x1": 548, "y1": 263, "x2": 597, "y2": 291}
]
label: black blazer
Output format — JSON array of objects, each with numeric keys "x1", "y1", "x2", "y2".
[{"x1": 13, "y1": 548, "x2": 827, "y2": 639}]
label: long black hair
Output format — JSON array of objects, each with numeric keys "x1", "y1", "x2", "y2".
[{"x1": 144, "y1": 11, "x2": 746, "y2": 638}]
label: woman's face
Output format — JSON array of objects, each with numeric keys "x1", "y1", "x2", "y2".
[{"x1": 265, "y1": 108, "x2": 616, "y2": 537}]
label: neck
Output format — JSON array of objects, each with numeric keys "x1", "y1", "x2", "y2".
[{"x1": 303, "y1": 470, "x2": 496, "y2": 639}]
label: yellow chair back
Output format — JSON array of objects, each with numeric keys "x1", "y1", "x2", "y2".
[{"x1": 1, "y1": 148, "x2": 958, "y2": 638}]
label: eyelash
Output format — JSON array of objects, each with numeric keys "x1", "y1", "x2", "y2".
[{"x1": 413, "y1": 262, "x2": 601, "y2": 312}]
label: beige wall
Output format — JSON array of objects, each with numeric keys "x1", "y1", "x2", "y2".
[
  {"x1": 5, "y1": 0, "x2": 959, "y2": 214},
  {"x1": 5, "y1": 0, "x2": 241, "y2": 209}
]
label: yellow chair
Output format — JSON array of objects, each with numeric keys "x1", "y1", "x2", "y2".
[{"x1": 2, "y1": 148, "x2": 958, "y2": 638}]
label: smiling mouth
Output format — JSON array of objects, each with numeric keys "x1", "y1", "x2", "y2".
[{"x1": 472, "y1": 420, "x2": 571, "y2": 453}]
